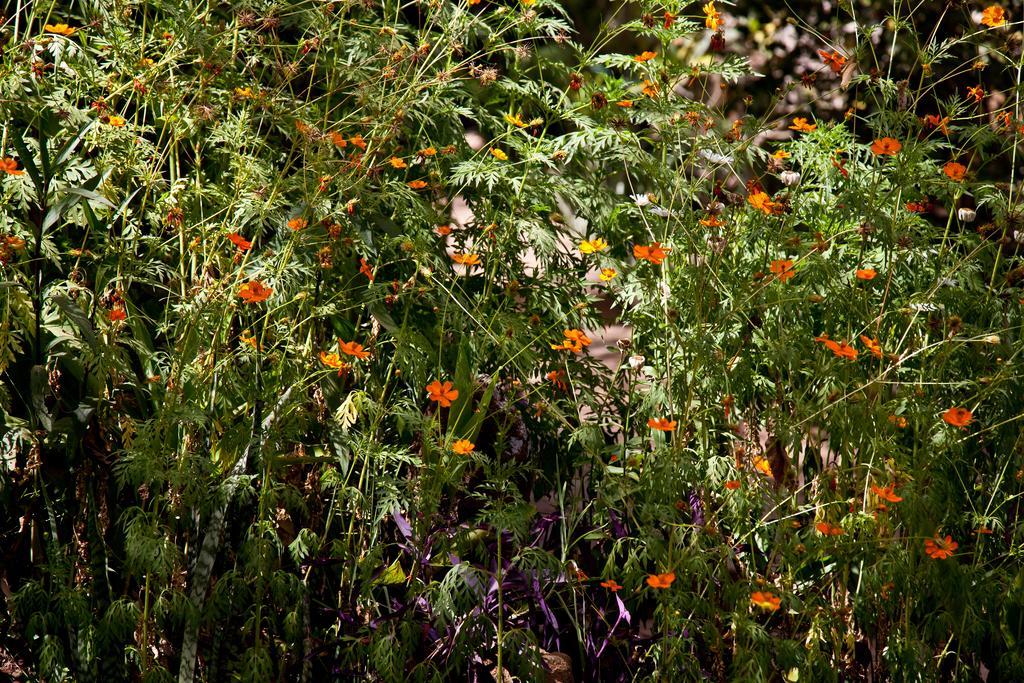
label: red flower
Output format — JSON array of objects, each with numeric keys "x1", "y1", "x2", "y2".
[
  {"x1": 359, "y1": 258, "x2": 375, "y2": 282},
  {"x1": 818, "y1": 50, "x2": 847, "y2": 74},
  {"x1": 815, "y1": 521, "x2": 845, "y2": 536},
  {"x1": 238, "y1": 280, "x2": 272, "y2": 303},
  {"x1": 226, "y1": 232, "x2": 252, "y2": 251},
  {"x1": 924, "y1": 535, "x2": 958, "y2": 560}
]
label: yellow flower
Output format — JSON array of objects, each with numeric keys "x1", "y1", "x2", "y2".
[
  {"x1": 490, "y1": 148, "x2": 508, "y2": 161},
  {"x1": 504, "y1": 113, "x2": 527, "y2": 128},
  {"x1": 44, "y1": 23, "x2": 76, "y2": 36},
  {"x1": 703, "y1": 2, "x2": 721, "y2": 31},
  {"x1": 599, "y1": 268, "x2": 617, "y2": 282},
  {"x1": 107, "y1": 115, "x2": 127, "y2": 127},
  {"x1": 578, "y1": 238, "x2": 608, "y2": 255}
]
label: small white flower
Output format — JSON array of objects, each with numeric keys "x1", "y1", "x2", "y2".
[
  {"x1": 957, "y1": 207, "x2": 976, "y2": 223},
  {"x1": 699, "y1": 149, "x2": 733, "y2": 165},
  {"x1": 631, "y1": 193, "x2": 651, "y2": 207},
  {"x1": 628, "y1": 355, "x2": 646, "y2": 369},
  {"x1": 780, "y1": 170, "x2": 801, "y2": 187}
]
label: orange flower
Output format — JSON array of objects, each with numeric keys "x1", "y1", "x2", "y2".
[
  {"x1": 750, "y1": 591, "x2": 781, "y2": 611},
  {"x1": 773, "y1": 150, "x2": 791, "y2": 160},
  {"x1": 227, "y1": 232, "x2": 252, "y2": 251},
  {"x1": 967, "y1": 85, "x2": 985, "y2": 103},
  {"x1": 633, "y1": 242, "x2": 671, "y2": 265},
  {"x1": 490, "y1": 147, "x2": 508, "y2": 161},
  {"x1": 436, "y1": 224, "x2": 452, "y2": 236},
  {"x1": 789, "y1": 117, "x2": 817, "y2": 133},
  {"x1": 44, "y1": 23, "x2": 76, "y2": 36},
  {"x1": 330, "y1": 131, "x2": 347, "y2": 147},
  {"x1": 320, "y1": 351, "x2": 349, "y2": 374},
  {"x1": 634, "y1": 51, "x2": 657, "y2": 62},
  {"x1": 748, "y1": 191, "x2": 783, "y2": 215},
  {"x1": 888, "y1": 414, "x2": 908, "y2": 428},
  {"x1": 616, "y1": 100, "x2": 634, "y2": 108},
  {"x1": 108, "y1": 307, "x2": 127, "y2": 322},
  {"x1": 641, "y1": 79, "x2": 660, "y2": 98},
  {"x1": 700, "y1": 215, "x2": 726, "y2": 228},
  {"x1": 942, "y1": 407, "x2": 973, "y2": 429},
  {"x1": 107, "y1": 115, "x2": 127, "y2": 127},
  {"x1": 600, "y1": 579, "x2": 623, "y2": 592},
  {"x1": 752, "y1": 456, "x2": 773, "y2": 478},
  {"x1": 647, "y1": 417, "x2": 677, "y2": 432},
  {"x1": 452, "y1": 439, "x2": 475, "y2": 455},
  {"x1": 855, "y1": 268, "x2": 877, "y2": 280},
  {"x1": 338, "y1": 340, "x2": 370, "y2": 360},
  {"x1": 349, "y1": 134, "x2": 367, "y2": 149},
  {"x1": 922, "y1": 114, "x2": 950, "y2": 135},
  {"x1": 551, "y1": 329, "x2": 592, "y2": 353},
  {"x1": 703, "y1": 2, "x2": 721, "y2": 31},
  {"x1": 451, "y1": 252, "x2": 481, "y2": 266},
  {"x1": 426, "y1": 380, "x2": 459, "y2": 407},
  {"x1": 769, "y1": 259, "x2": 795, "y2": 282},
  {"x1": 815, "y1": 521, "x2": 845, "y2": 536},
  {"x1": 871, "y1": 483, "x2": 903, "y2": 503},
  {"x1": 814, "y1": 335, "x2": 858, "y2": 360},
  {"x1": 0, "y1": 158, "x2": 25, "y2": 175},
  {"x1": 288, "y1": 217, "x2": 308, "y2": 231},
  {"x1": 360, "y1": 258, "x2": 376, "y2": 282},
  {"x1": 724, "y1": 479, "x2": 741, "y2": 490},
  {"x1": 870, "y1": 137, "x2": 902, "y2": 155},
  {"x1": 238, "y1": 280, "x2": 272, "y2": 303},
  {"x1": 859, "y1": 335, "x2": 882, "y2": 358},
  {"x1": 599, "y1": 268, "x2": 617, "y2": 282},
  {"x1": 943, "y1": 161, "x2": 967, "y2": 181},
  {"x1": 419, "y1": 147, "x2": 437, "y2": 157},
  {"x1": 924, "y1": 534, "x2": 958, "y2": 559},
  {"x1": 389, "y1": 156, "x2": 407, "y2": 169},
  {"x1": 579, "y1": 238, "x2": 608, "y2": 255},
  {"x1": 407, "y1": 179, "x2": 429, "y2": 190},
  {"x1": 240, "y1": 333, "x2": 259, "y2": 350},
  {"x1": 818, "y1": 50, "x2": 846, "y2": 74},
  {"x1": 546, "y1": 369, "x2": 567, "y2": 391},
  {"x1": 980, "y1": 6, "x2": 1006, "y2": 28},
  {"x1": 4, "y1": 235, "x2": 26, "y2": 250},
  {"x1": 646, "y1": 572, "x2": 676, "y2": 589}
]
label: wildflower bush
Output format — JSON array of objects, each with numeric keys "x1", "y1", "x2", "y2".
[{"x1": 3, "y1": 0, "x2": 1024, "y2": 680}]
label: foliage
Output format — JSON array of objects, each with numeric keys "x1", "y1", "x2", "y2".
[{"x1": 2, "y1": 1, "x2": 1024, "y2": 681}]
